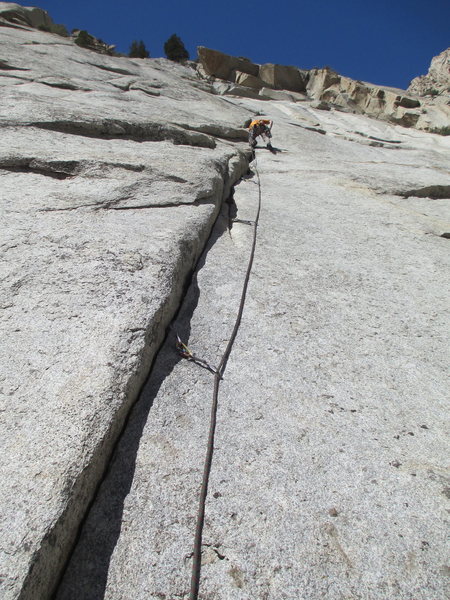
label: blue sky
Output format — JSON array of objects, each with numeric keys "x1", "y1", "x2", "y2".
[{"x1": 27, "y1": 0, "x2": 449, "y2": 89}]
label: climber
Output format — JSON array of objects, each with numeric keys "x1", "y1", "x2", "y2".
[{"x1": 248, "y1": 117, "x2": 273, "y2": 149}]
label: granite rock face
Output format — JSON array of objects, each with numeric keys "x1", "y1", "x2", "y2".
[
  {"x1": 306, "y1": 67, "x2": 450, "y2": 133},
  {"x1": 57, "y1": 101, "x2": 450, "y2": 600},
  {"x1": 259, "y1": 62, "x2": 308, "y2": 93},
  {"x1": 0, "y1": 21, "x2": 251, "y2": 600},
  {"x1": 1, "y1": 7, "x2": 450, "y2": 600},
  {"x1": 197, "y1": 46, "x2": 450, "y2": 134},
  {"x1": 198, "y1": 47, "x2": 308, "y2": 94},
  {"x1": 408, "y1": 47, "x2": 450, "y2": 97},
  {"x1": 0, "y1": 1, "x2": 53, "y2": 29},
  {"x1": 234, "y1": 70, "x2": 264, "y2": 90},
  {"x1": 197, "y1": 46, "x2": 259, "y2": 81}
]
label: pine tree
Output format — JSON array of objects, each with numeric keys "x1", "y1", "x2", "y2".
[
  {"x1": 164, "y1": 34, "x2": 189, "y2": 62},
  {"x1": 129, "y1": 40, "x2": 150, "y2": 59}
]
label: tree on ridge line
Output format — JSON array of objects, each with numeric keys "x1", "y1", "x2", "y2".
[
  {"x1": 129, "y1": 40, "x2": 150, "y2": 58},
  {"x1": 164, "y1": 34, "x2": 189, "y2": 62}
]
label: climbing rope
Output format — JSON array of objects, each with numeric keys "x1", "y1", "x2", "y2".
[{"x1": 187, "y1": 153, "x2": 262, "y2": 600}]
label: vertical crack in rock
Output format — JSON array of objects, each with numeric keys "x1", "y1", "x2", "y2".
[
  {"x1": 52, "y1": 152, "x2": 255, "y2": 600},
  {"x1": 40, "y1": 150, "x2": 251, "y2": 600}
]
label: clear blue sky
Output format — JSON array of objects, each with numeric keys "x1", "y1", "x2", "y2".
[{"x1": 27, "y1": 0, "x2": 449, "y2": 89}]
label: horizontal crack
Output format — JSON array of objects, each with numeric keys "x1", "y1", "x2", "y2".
[
  {"x1": 110, "y1": 202, "x2": 191, "y2": 211},
  {"x1": 30, "y1": 120, "x2": 216, "y2": 149},
  {"x1": 39, "y1": 205, "x2": 101, "y2": 212},
  {"x1": 0, "y1": 59, "x2": 29, "y2": 71},
  {"x1": 289, "y1": 122, "x2": 326, "y2": 135},
  {"x1": 368, "y1": 135, "x2": 402, "y2": 144},
  {"x1": 1, "y1": 164, "x2": 74, "y2": 179},
  {"x1": 86, "y1": 62, "x2": 139, "y2": 76},
  {"x1": 108, "y1": 196, "x2": 215, "y2": 211},
  {"x1": 39, "y1": 197, "x2": 214, "y2": 213},
  {"x1": 397, "y1": 185, "x2": 450, "y2": 200}
]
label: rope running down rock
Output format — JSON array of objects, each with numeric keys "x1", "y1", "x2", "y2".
[{"x1": 188, "y1": 154, "x2": 262, "y2": 600}]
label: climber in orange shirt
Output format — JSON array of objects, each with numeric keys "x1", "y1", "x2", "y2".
[{"x1": 248, "y1": 117, "x2": 273, "y2": 149}]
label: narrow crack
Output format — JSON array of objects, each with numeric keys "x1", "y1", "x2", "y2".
[
  {"x1": 39, "y1": 204, "x2": 105, "y2": 212},
  {"x1": 225, "y1": 186, "x2": 237, "y2": 233},
  {"x1": 368, "y1": 135, "x2": 402, "y2": 144},
  {"x1": 38, "y1": 80, "x2": 90, "y2": 91},
  {"x1": 106, "y1": 195, "x2": 215, "y2": 211},
  {"x1": 0, "y1": 59, "x2": 29, "y2": 71},
  {"x1": 0, "y1": 158, "x2": 149, "y2": 182},
  {"x1": 166, "y1": 175, "x2": 188, "y2": 183},
  {"x1": 110, "y1": 202, "x2": 195, "y2": 211},
  {"x1": 289, "y1": 122, "x2": 326, "y2": 135},
  {"x1": 0, "y1": 163, "x2": 75, "y2": 179},
  {"x1": 39, "y1": 196, "x2": 215, "y2": 213},
  {"x1": 86, "y1": 62, "x2": 139, "y2": 76}
]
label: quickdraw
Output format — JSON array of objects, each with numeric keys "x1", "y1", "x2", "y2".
[
  {"x1": 175, "y1": 335, "x2": 194, "y2": 359},
  {"x1": 176, "y1": 334, "x2": 220, "y2": 377}
]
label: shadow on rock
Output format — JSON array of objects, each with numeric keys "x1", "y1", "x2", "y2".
[
  {"x1": 253, "y1": 145, "x2": 284, "y2": 154},
  {"x1": 54, "y1": 212, "x2": 230, "y2": 600}
]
